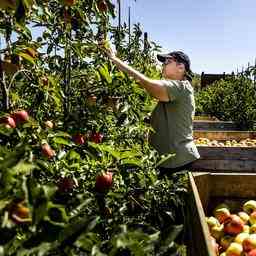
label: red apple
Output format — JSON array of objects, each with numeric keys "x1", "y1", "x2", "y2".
[
  {"x1": 41, "y1": 76, "x2": 48, "y2": 86},
  {"x1": 63, "y1": 0, "x2": 75, "y2": 6},
  {"x1": 45, "y1": 120, "x2": 54, "y2": 129},
  {"x1": 41, "y1": 143, "x2": 55, "y2": 159},
  {"x1": 97, "y1": 0, "x2": 108, "y2": 12},
  {"x1": 214, "y1": 207, "x2": 231, "y2": 224},
  {"x1": 57, "y1": 177, "x2": 78, "y2": 193},
  {"x1": 87, "y1": 95, "x2": 97, "y2": 106},
  {"x1": 72, "y1": 133, "x2": 85, "y2": 145},
  {"x1": 90, "y1": 132, "x2": 103, "y2": 144},
  {"x1": 95, "y1": 171, "x2": 113, "y2": 193},
  {"x1": 247, "y1": 249, "x2": 256, "y2": 256},
  {"x1": 243, "y1": 234, "x2": 256, "y2": 252},
  {"x1": 1, "y1": 116, "x2": 16, "y2": 128},
  {"x1": 12, "y1": 110, "x2": 29, "y2": 124},
  {"x1": 9, "y1": 203, "x2": 30, "y2": 224},
  {"x1": 224, "y1": 215, "x2": 244, "y2": 235}
]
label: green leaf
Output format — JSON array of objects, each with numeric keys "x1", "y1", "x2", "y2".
[
  {"x1": 52, "y1": 137, "x2": 71, "y2": 146},
  {"x1": 57, "y1": 216, "x2": 99, "y2": 247},
  {"x1": 159, "y1": 224, "x2": 183, "y2": 252},
  {"x1": 75, "y1": 232, "x2": 100, "y2": 252},
  {"x1": 15, "y1": 24, "x2": 32, "y2": 40},
  {"x1": 98, "y1": 64, "x2": 112, "y2": 84},
  {"x1": 92, "y1": 245, "x2": 107, "y2": 256},
  {"x1": 22, "y1": 0, "x2": 34, "y2": 9},
  {"x1": 156, "y1": 153, "x2": 176, "y2": 167},
  {"x1": 11, "y1": 161, "x2": 35, "y2": 175},
  {"x1": 49, "y1": 132, "x2": 71, "y2": 138},
  {"x1": 67, "y1": 150, "x2": 80, "y2": 160},
  {"x1": 18, "y1": 52, "x2": 35, "y2": 64},
  {"x1": 121, "y1": 158, "x2": 142, "y2": 168}
]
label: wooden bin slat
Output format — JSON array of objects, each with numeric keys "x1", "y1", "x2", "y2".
[
  {"x1": 193, "y1": 146, "x2": 256, "y2": 172},
  {"x1": 193, "y1": 120, "x2": 240, "y2": 131},
  {"x1": 197, "y1": 147, "x2": 256, "y2": 160},
  {"x1": 192, "y1": 159, "x2": 256, "y2": 172},
  {"x1": 194, "y1": 130, "x2": 256, "y2": 141}
]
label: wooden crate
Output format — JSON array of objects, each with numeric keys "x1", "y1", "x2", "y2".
[
  {"x1": 192, "y1": 146, "x2": 256, "y2": 172},
  {"x1": 193, "y1": 120, "x2": 240, "y2": 131},
  {"x1": 188, "y1": 172, "x2": 256, "y2": 256},
  {"x1": 193, "y1": 130, "x2": 256, "y2": 141}
]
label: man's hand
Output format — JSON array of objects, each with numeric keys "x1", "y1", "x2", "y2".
[
  {"x1": 104, "y1": 46, "x2": 115, "y2": 59},
  {"x1": 98, "y1": 39, "x2": 115, "y2": 59}
]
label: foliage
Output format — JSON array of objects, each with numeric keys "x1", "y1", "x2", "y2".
[
  {"x1": 195, "y1": 69, "x2": 256, "y2": 130},
  {"x1": 0, "y1": 0, "x2": 190, "y2": 255}
]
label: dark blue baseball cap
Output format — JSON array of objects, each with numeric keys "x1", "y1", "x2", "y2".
[{"x1": 157, "y1": 51, "x2": 192, "y2": 73}]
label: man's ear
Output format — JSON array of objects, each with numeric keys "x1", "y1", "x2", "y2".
[{"x1": 177, "y1": 63, "x2": 185, "y2": 73}]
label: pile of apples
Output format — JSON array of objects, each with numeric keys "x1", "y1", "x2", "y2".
[
  {"x1": 206, "y1": 200, "x2": 256, "y2": 255},
  {"x1": 195, "y1": 137, "x2": 256, "y2": 147}
]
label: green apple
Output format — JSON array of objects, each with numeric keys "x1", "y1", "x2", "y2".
[
  {"x1": 250, "y1": 224, "x2": 256, "y2": 234},
  {"x1": 211, "y1": 224, "x2": 224, "y2": 241},
  {"x1": 243, "y1": 200, "x2": 256, "y2": 214},
  {"x1": 234, "y1": 232, "x2": 250, "y2": 244},
  {"x1": 226, "y1": 242, "x2": 243, "y2": 256},
  {"x1": 206, "y1": 216, "x2": 221, "y2": 228},
  {"x1": 243, "y1": 225, "x2": 250, "y2": 233},
  {"x1": 238, "y1": 211, "x2": 250, "y2": 224},
  {"x1": 249, "y1": 211, "x2": 256, "y2": 225}
]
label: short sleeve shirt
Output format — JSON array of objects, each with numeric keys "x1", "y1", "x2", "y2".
[{"x1": 149, "y1": 79, "x2": 200, "y2": 168}]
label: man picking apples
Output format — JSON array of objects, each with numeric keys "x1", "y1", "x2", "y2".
[{"x1": 103, "y1": 45, "x2": 200, "y2": 176}]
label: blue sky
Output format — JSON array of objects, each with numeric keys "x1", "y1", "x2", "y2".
[{"x1": 113, "y1": 0, "x2": 256, "y2": 74}]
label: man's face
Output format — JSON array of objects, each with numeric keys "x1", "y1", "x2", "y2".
[{"x1": 162, "y1": 57, "x2": 185, "y2": 79}]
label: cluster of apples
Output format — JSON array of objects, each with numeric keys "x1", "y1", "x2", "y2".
[
  {"x1": 72, "y1": 132, "x2": 104, "y2": 145},
  {"x1": 195, "y1": 137, "x2": 256, "y2": 147},
  {"x1": 0, "y1": 110, "x2": 29, "y2": 128},
  {"x1": 206, "y1": 200, "x2": 256, "y2": 255}
]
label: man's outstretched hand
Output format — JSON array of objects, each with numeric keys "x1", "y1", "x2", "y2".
[{"x1": 98, "y1": 39, "x2": 115, "y2": 59}]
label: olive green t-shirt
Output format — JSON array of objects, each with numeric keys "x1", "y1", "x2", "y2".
[{"x1": 149, "y1": 79, "x2": 200, "y2": 168}]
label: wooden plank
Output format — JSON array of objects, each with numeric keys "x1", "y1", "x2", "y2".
[
  {"x1": 197, "y1": 146, "x2": 256, "y2": 160},
  {"x1": 194, "y1": 130, "x2": 256, "y2": 140},
  {"x1": 193, "y1": 172, "x2": 256, "y2": 214},
  {"x1": 193, "y1": 120, "x2": 240, "y2": 131},
  {"x1": 192, "y1": 159, "x2": 256, "y2": 172}
]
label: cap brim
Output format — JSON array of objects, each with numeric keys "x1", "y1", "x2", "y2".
[{"x1": 157, "y1": 53, "x2": 170, "y2": 62}]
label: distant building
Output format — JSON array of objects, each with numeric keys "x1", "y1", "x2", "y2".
[{"x1": 201, "y1": 72, "x2": 234, "y2": 88}]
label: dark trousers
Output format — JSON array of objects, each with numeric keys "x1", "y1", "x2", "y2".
[
  {"x1": 158, "y1": 161, "x2": 196, "y2": 255},
  {"x1": 158, "y1": 161, "x2": 194, "y2": 179}
]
